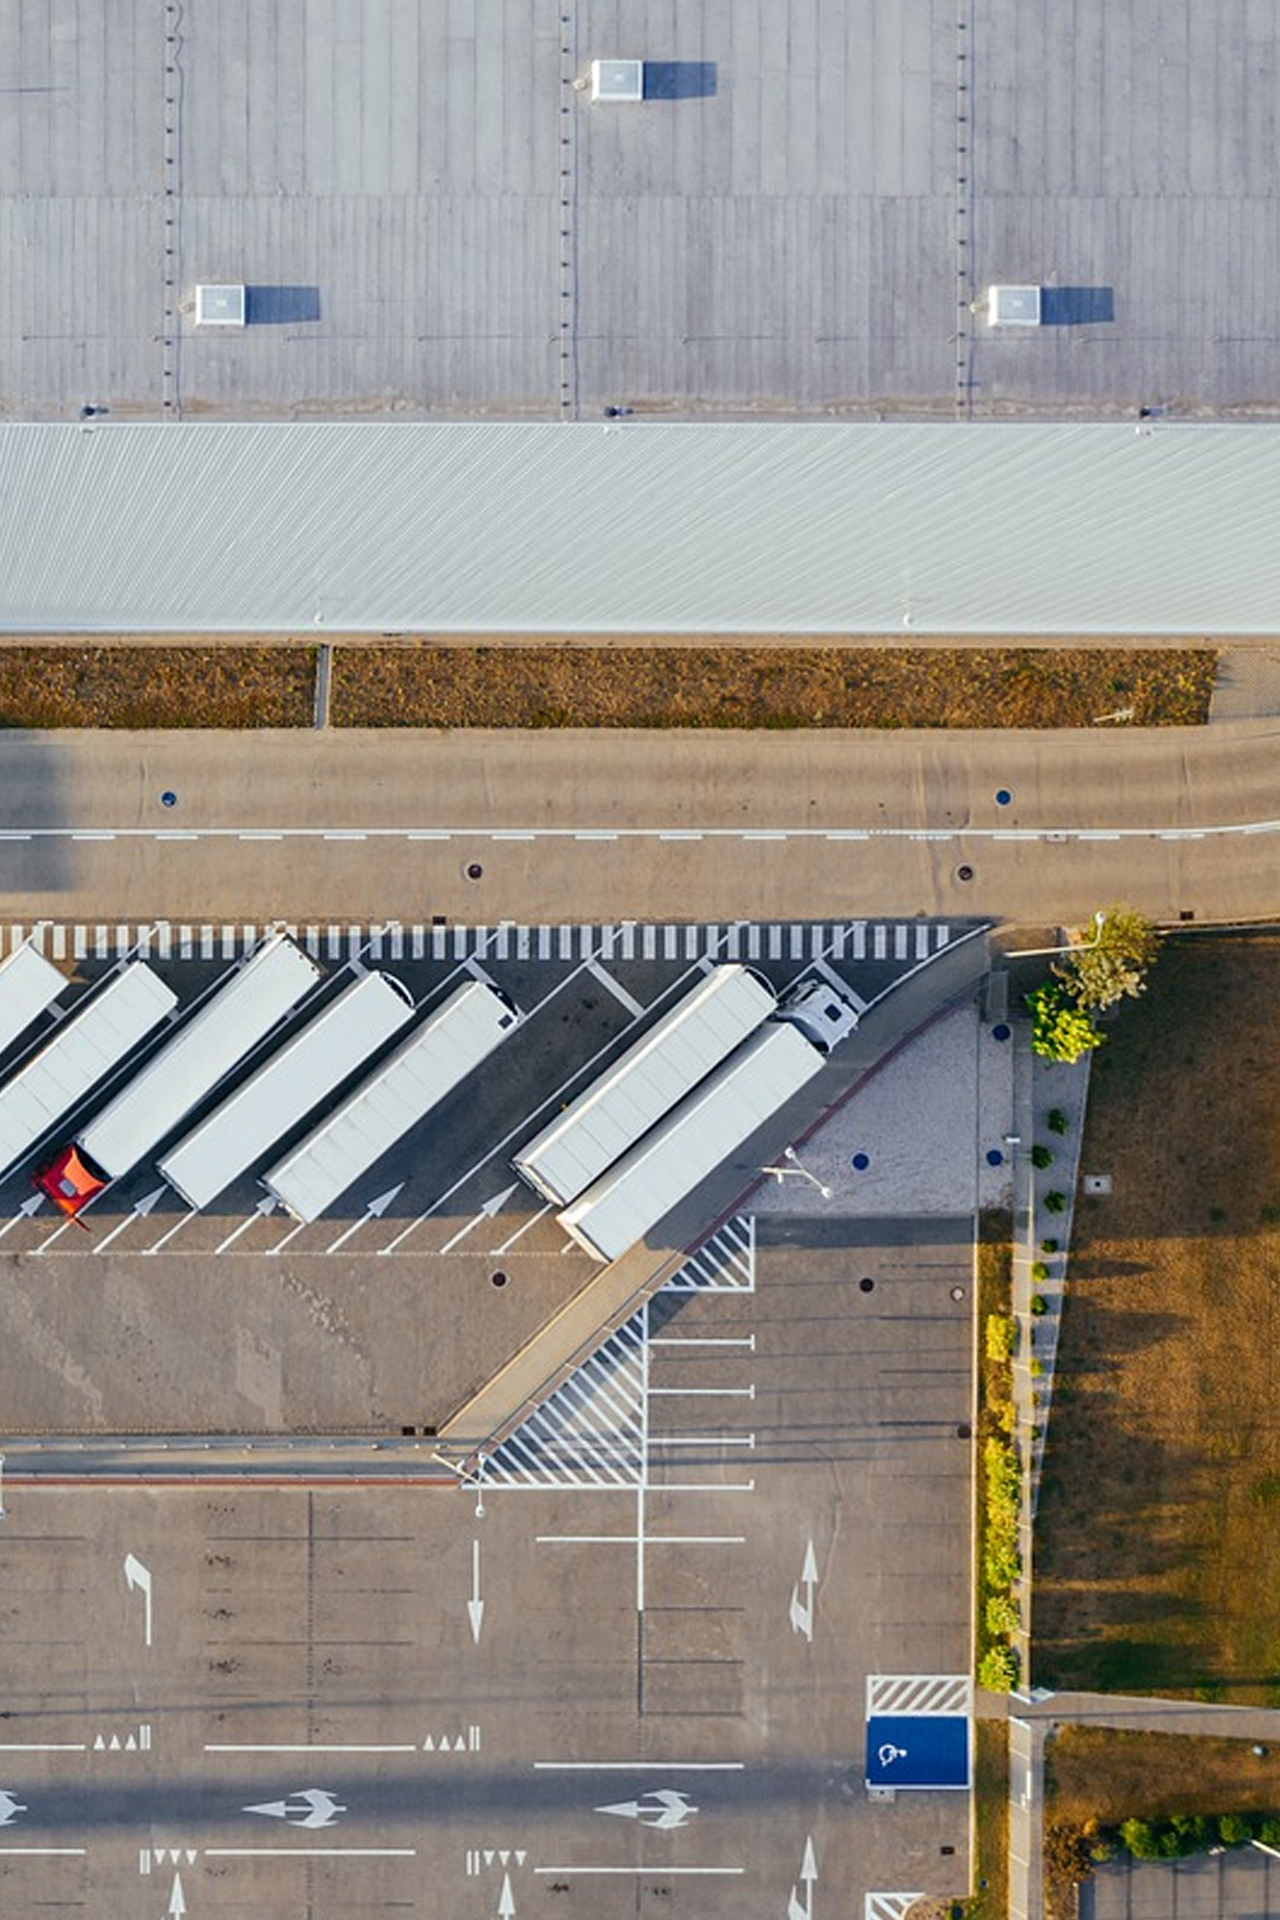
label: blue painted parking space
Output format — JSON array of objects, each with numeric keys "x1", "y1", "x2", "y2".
[{"x1": 865, "y1": 1713, "x2": 970, "y2": 1790}]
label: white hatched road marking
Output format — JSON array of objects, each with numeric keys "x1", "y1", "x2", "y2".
[
  {"x1": 865, "y1": 1674, "x2": 972, "y2": 1717},
  {"x1": 479, "y1": 1218, "x2": 756, "y2": 1493},
  {"x1": 866, "y1": 1895, "x2": 927, "y2": 1920},
  {"x1": 662, "y1": 1215, "x2": 756, "y2": 1292}
]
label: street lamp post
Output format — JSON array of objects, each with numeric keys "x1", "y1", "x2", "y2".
[
  {"x1": 1003, "y1": 910, "x2": 1106, "y2": 961},
  {"x1": 761, "y1": 1146, "x2": 833, "y2": 1199}
]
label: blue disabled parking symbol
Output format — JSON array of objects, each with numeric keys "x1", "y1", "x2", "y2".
[{"x1": 865, "y1": 1713, "x2": 970, "y2": 1790}]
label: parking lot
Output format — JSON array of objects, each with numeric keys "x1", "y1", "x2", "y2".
[
  {"x1": 0, "y1": 1199, "x2": 974, "y2": 1919},
  {"x1": 0, "y1": 916, "x2": 978, "y2": 1435}
]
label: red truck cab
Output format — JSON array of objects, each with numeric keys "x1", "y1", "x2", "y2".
[{"x1": 34, "y1": 1145, "x2": 107, "y2": 1218}]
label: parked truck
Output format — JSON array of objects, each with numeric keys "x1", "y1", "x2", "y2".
[
  {"x1": 0, "y1": 942, "x2": 66, "y2": 1057},
  {"x1": 0, "y1": 963, "x2": 177, "y2": 1183},
  {"x1": 512, "y1": 964, "x2": 776, "y2": 1207},
  {"x1": 557, "y1": 979, "x2": 859, "y2": 1264},
  {"x1": 159, "y1": 970, "x2": 416, "y2": 1210},
  {"x1": 262, "y1": 979, "x2": 520, "y2": 1225},
  {"x1": 35, "y1": 932, "x2": 323, "y2": 1217}
]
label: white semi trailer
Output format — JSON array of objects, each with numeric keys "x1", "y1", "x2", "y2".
[
  {"x1": 0, "y1": 963, "x2": 177, "y2": 1182},
  {"x1": 159, "y1": 970, "x2": 416, "y2": 1210},
  {"x1": 36, "y1": 932, "x2": 323, "y2": 1216},
  {"x1": 512, "y1": 964, "x2": 776, "y2": 1207},
  {"x1": 558, "y1": 1013, "x2": 837, "y2": 1264},
  {"x1": 263, "y1": 979, "x2": 520, "y2": 1225},
  {"x1": 0, "y1": 943, "x2": 66, "y2": 1056}
]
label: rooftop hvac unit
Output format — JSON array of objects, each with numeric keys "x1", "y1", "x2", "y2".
[
  {"x1": 195, "y1": 284, "x2": 246, "y2": 328},
  {"x1": 590, "y1": 59, "x2": 645, "y2": 102},
  {"x1": 986, "y1": 285, "x2": 1041, "y2": 327}
]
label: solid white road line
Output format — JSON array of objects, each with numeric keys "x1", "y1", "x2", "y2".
[
  {"x1": 205, "y1": 1742, "x2": 417, "y2": 1753},
  {"x1": 206, "y1": 1848, "x2": 416, "y2": 1858},
  {"x1": 536, "y1": 1534, "x2": 745, "y2": 1545},
  {"x1": 534, "y1": 1865, "x2": 743, "y2": 1876},
  {"x1": 534, "y1": 1761, "x2": 744, "y2": 1769}
]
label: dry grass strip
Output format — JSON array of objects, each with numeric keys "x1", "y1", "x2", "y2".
[
  {"x1": 0, "y1": 646, "x2": 314, "y2": 729},
  {"x1": 330, "y1": 645, "x2": 1215, "y2": 729},
  {"x1": 1033, "y1": 936, "x2": 1280, "y2": 1705},
  {"x1": 0, "y1": 643, "x2": 1216, "y2": 730}
]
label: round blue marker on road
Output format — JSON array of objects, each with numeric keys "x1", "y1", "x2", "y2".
[
  {"x1": 995, "y1": 788, "x2": 1012, "y2": 806},
  {"x1": 991, "y1": 1022, "x2": 1011, "y2": 1042},
  {"x1": 986, "y1": 1148, "x2": 1004, "y2": 1167},
  {"x1": 160, "y1": 790, "x2": 177, "y2": 808},
  {"x1": 851, "y1": 1151, "x2": 870, "y2": 1171}
]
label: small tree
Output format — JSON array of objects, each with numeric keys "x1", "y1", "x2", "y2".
[
  {"x1": 1058, "y1": 907, "x2": 1159, "y2": 1012},
  {"x1": 1027, "y1": 984, "x2": 1105, "y2": 1064}
]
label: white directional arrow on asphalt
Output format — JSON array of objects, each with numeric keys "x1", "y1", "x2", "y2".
[
  {"x1": 0, "y1": 1791, "x2": 28, "y2": 1825},
  {"x1": 94, "y1": 1187, "x2": 166, "y2": 1255},
  {"x1": 123, "y1": 1553, "x2": 153, "y2": 1648},
  {"x1": 214, "y1": 1192, "x2": 279, "y2": 1255},
  {"x1": 245, "y1": 1788, "x2": 347, "y2": 1829},
  {"x1": 0, "y1": 1192, "x2": 44, "y2": 1243},
  {"x1": 439, "y1": 1183, "x2": 519, "y2": 1254},
  {"x1": 790, "y1": 1541, "x2": 819, "y2": 1643},
  {"x1": 497, "y1": 1870, "x2": 516, "y2": 1919},
  {"x1": 468, "y1": 1540, "x2": 485, "y2": 1645},
  {"x1": 787, "y1": 1835, "x2": 818, "y2": 1920},
  {"x1": 169, "y1": 1868, "x2": 186, "y2": 1917},
  {"x1": 596, "y1": 1789, "x2": 698, "y2": 1831},
  {"x1": 325, "y1": 1184, "x2": 405, "y2": 1254}
]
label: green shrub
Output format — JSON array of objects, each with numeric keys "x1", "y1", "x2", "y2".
[
  {"x1": 1030, "y1": 1294, "x2": 1048, "y2": 1315},
  {"x1": 986, "y1": 1314, "x2": 1016, "y2": 1363},
  {"x1": 985, "y1": 1592, "x2": 1019, "y2": 1637},
  {"x1": 1040, "y1": 1237, "x2": 1059, "y2": 1253},
  {"x1": 1119, "y1": 1818, "x2": 1160, "y2": 1860},
  {"x1": 978, "y1": 1644, "x2": 1019, "y2": 1693},
  {"x1": 1044, "y1": 1190, "x2": 1067, "y2": 1214},
  {"x1": 1029, "y1": 1357, "x2": 1044, "y2": 1378},
  {"x1": 1259, "y1": 1816, "x2": 1280, "y2": 1845},
  {"x1": 1047, "y1": 1108, "x2": 1069, "y2": 1135},
  {"x1": 1031, "y1": 1143, "x2": 1053, "y2": 1169},
  {"x1": 985, "y1": 1539, "x2": 1021, "y2": 1591},
  {"x1": 1218, "y1": 1813, "x2": 1255, "y2": 1845},
  {"x1": 1031, "y1": 1260, "x2": 1049, "y2": 1282}
]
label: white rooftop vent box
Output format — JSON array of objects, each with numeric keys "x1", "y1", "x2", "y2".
[
  {"x1": 987, "y1": 284, "x2": 1041, "y2": 327},
  {"x1": 590, "y1": 59, "x2": 645, "y2": 102},
  {"x1": 195, "y1": 284, "x2": 246, "y2": 328}
]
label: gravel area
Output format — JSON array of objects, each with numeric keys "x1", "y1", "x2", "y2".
[{"x1": 750, "y1": 999, "x2": 1015, "y2": 1219}]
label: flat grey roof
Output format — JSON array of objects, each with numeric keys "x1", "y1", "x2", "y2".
[
  {"x1": 4, "y1": 1, "x2": 1280, "y2": 421},
  {"x1": 5, "y1": 419, "x2": 1280, "y2": 635}
]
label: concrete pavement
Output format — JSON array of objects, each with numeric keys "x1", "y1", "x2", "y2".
[{"x1": 0, "y1": 721, "x2": 1278, "y2": 923}]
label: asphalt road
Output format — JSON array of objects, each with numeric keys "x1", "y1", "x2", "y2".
[
  {"x1": 0, "y1": 1216, "x2": 973, "y2": 1920},
  {"x1": 0, "y1": 723, "x2": 1278, "y2": 924}
]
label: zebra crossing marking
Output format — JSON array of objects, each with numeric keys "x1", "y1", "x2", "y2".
[{"x1": 6, "y1": 920, "x2": 963, "y2": 966}]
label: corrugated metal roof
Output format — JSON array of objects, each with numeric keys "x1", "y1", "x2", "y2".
[{"x1": 4, "y1": 420, "x2": 1280, "y2": 635}]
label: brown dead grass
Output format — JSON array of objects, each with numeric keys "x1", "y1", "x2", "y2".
[
  {"x1": 1048, "y1": 1726, "x2": 1280, "y2": 1825},
  {"x1": 1033, "y1": 937, "x2": 1280, "y2": 1703},
  {"x1": 1045, "y1": 1727, "x2": 1280, "y2": 1919},
  {"x1": 0, "y1": 647, "x2": 314, "y2": 728},
  {"x1": 0, "y1": 643, "x2": 1217, "y2": 730},
  {"x1": 330, "y1": 645, "x2": 1215, "y2": 728}
]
